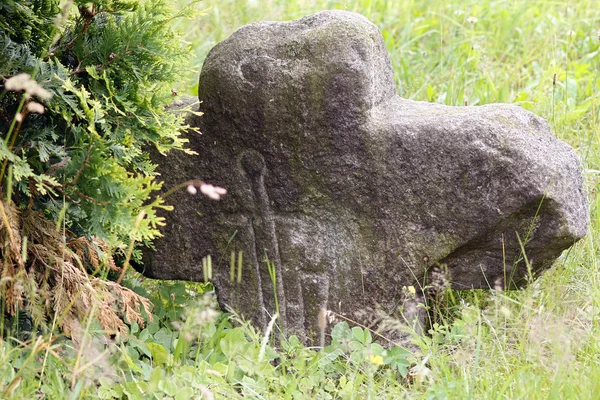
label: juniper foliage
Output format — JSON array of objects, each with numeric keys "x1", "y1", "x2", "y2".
[{"x1": 0, "y1": 0, "x2": 197, "y2": 334}]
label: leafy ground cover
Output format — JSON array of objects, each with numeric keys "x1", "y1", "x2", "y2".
[{"x1": 2, "y1": 0, "x2": 599, "y2": 398}]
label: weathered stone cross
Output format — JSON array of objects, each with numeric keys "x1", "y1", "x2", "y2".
[{"x1": 145, "y1": 11, "x2": 588, "y2": 344}]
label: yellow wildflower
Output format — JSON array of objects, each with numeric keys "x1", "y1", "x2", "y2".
[{"x1": 367, "y1": 354, "x2": 384, "y2": 366}]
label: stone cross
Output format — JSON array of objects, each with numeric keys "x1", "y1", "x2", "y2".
[{"x1": 144, "y1": 11, "x2": 588, "y2": 344}]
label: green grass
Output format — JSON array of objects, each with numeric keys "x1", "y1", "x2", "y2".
[{"x1": 2, "y1": 0, "x2": 599, "y2": 398}]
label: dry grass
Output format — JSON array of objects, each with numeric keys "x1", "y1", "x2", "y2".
[{"x1": 0, "y1": 199, "x2": 152, "y2": 337}]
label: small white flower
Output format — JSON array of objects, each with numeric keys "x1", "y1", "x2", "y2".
[
  {"x1": 467, "y1": 16, "x2": 478, "y2": 25},
  {"x1": 187, "y1": 184, "x2": 198, "y2": 195},
  {"x1": 200, "y1": 183, "x2": 227, "y2": 200},
  {"x1": 26, "y1": 101, "x2": 45, "y2": 114},
  {"x1": 408, "y1": 354, "x2": 432, "y2": 382},
  {"x1": 4, "y1": 73, "x2": 30, "y2": 91},
  {"x1": 15, "y1": 113, "x2": 23, "y2": 122},
  {"x1": 454, "y1": 10, "x2": 464, "y2": 16},
  {"x1": 4, "y1": 73, "x2": 52, "y2": 100},
  {"x1": 567, "y1": 30, "x2": 575, "y2": 38}
]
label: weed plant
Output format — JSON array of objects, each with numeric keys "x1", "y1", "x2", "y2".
[{"x1": 1, "y1": 0, "x2": 599, "y2": 399}]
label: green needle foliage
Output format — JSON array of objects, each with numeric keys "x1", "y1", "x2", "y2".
[
  {"x1": 0, "y1": 0, "x2": 197, "y2": 334},
  {"x1": 1, "y1": 0, "x2": 195, "y2": 246}
]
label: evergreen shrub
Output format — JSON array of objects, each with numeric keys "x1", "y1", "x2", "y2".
[{"x1": 0, "y1": 0, "x2": 197, "y2": 335}]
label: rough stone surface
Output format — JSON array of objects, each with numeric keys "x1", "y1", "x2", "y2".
[{"x1": 143, "y1": 11, "x2": 588, "y2": 343}]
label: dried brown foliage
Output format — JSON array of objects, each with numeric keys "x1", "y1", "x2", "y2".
[{"x1": 0, "y1": 199, "x2": 152, "y2": 336}]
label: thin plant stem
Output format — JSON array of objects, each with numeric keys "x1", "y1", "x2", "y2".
[{"x1": 116, "y1": 210, "x2": 147, "y2": 285}]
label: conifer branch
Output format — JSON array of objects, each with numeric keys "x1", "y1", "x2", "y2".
[{"x1": 65, "y1": 140, "x2": 93, "y2": 189}]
